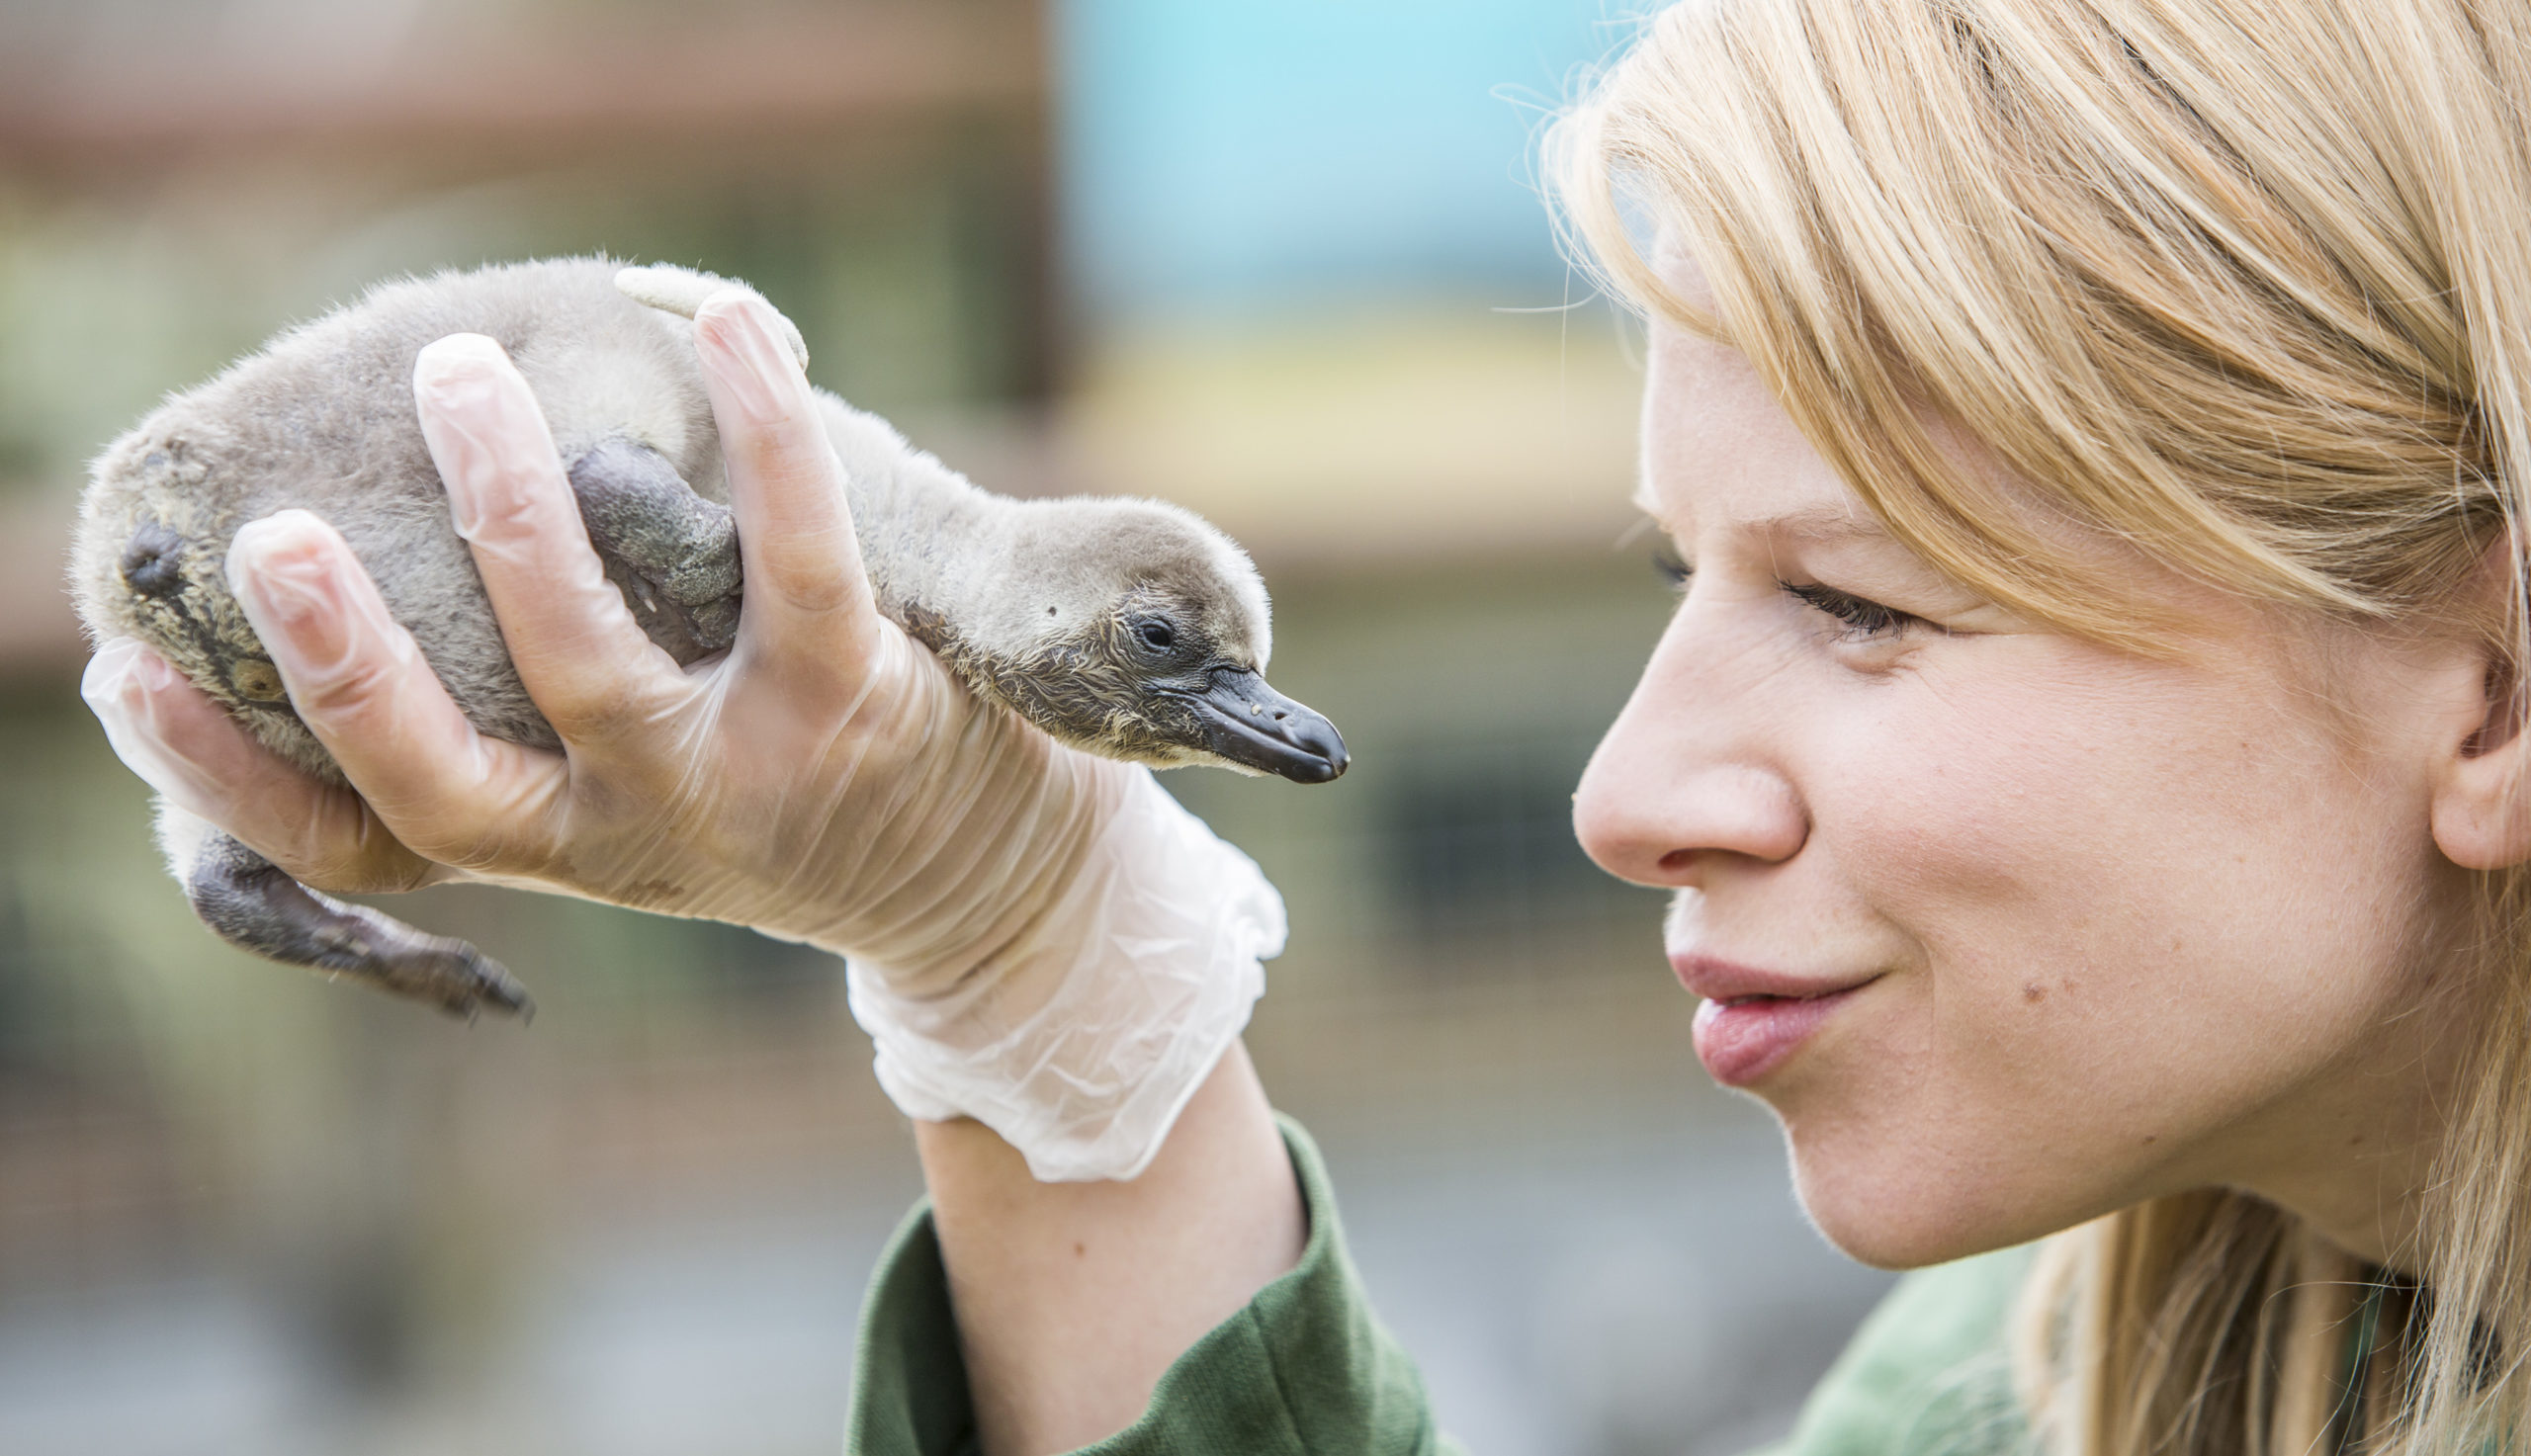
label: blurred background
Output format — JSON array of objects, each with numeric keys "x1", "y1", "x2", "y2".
[{"x1": 0, "y1": 1, "x2": 1895, "y2": 1452}]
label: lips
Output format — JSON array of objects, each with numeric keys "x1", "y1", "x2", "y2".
[{"x1": 1671, "y1": 954, "x2": 1878, "y2": 1087}]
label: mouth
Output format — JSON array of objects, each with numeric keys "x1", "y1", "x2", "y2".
[
  {"x1": 1692, "y1": 988, "x2": 1866, "y2": 1087},
  {"x1": 1670, "y1": 955, "x2": 1882, "y2": 1087},
  {"x1": 1165, "y1": 667, "x2": 1350, "y2": 784}
]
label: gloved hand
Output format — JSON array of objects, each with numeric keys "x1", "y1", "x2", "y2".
[{"x1": 79, "y1": 293, "x2": 1282, "y2": 1181}]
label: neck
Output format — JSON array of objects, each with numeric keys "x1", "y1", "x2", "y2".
[
  {"x1": 810, "y1": 389, "x2": 998, "y2": 632},
  {"x1": 2232, "y1": 1095, "x2": 2445, "y2": 1272},
  {"x1": 2226, "y1": 926, "x2": 2493, "y2": 1273}
]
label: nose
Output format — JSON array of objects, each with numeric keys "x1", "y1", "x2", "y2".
[{"x1": 1572, "y1": 616, "x2": 1808, "y2": 888}]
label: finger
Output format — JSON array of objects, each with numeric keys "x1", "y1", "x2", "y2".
[
  {"x1": 413, "y1": 333, "x2": 679, "y2": 745},
  {"x1": 691, "y1": 292, "x2": 885, "y2": 684},
  {"x1": 225, "y1": 510, "x2": 570, "y2": 875},
  {"x1": 80, "y1": 637, "x2": 446, "y2": 894}
]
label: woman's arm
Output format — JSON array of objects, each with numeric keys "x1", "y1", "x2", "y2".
[{"x1": 919, "y1": 1042, "x2": 1303, "y2": 1455}]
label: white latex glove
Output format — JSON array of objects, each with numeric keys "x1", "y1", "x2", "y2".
[{"x1": 79, "y1": 292, "x2": 1281, "y2": 1181}]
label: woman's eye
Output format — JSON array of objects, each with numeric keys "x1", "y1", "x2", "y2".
[
  {"x1": 1780, "y1": 581, "x2": 1926, "y2": 642},
  {"x1": 1651, "y1": 547, "x2": 1693, "y2": 590}
]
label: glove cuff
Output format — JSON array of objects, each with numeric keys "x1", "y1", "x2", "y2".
[{"x1": 844, "y1": 767, "x2": 1285, "y2": 1181}]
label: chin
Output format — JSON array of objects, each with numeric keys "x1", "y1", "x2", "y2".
[{"x1": 1778, "y1": 1119, "x2": 2058, "y2": 1271}]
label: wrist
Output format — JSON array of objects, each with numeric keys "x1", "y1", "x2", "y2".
[
  {"x1": 846, "y1": 767, "x2": 1285, "y2": 1181},
  {"x1": 746, "y1": 643, "x2": 1124, "y2": 970}
]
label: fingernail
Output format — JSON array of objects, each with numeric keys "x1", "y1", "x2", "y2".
[
  {"x1": 226, "y1": 512, "x2": 401, "y2": 686},
  {"x1": 694, "y1": 292, "x2": 798, "y2": 421},
  {"x1": 132, "y1": 643, "x2": 176, "y2": 692},
  {"x1": 413, "y1": 335, "x2": 514, "y2": 413},
  {"x1": 413, "y1": 334, "x2": 542, "y2": 540},
  {"x1": 84, "y1": 635, "x2": 179, "y2": 694},
  {"x1": 80, "y1": 637, "x2": 148, "y2": 714}
]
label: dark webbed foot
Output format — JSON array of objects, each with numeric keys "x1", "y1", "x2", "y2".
[
  {"x1": 567, "y1": 439, "x2": 744, "y2": 663},
  {"x1": 186, "y1": 831, "x2": 532, "y2": 1019}
]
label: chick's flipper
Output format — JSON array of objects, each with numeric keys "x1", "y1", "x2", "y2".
[{"x1": 567, "y1": 438, "x2": 743, "y2": 663}]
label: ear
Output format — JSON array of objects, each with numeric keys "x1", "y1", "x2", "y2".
[{"x1": 2430, "y1": 544, "x2": 2531, "y2": 870}]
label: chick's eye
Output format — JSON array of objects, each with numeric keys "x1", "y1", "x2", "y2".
[
  {"x1": 1136, "y1": 621, "x2": 1177, "y2": 651},
  {"x1": 1781, "y1": 581, "x2": 1927, "y2": 642}
]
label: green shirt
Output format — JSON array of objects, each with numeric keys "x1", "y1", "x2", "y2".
[{"x1": 847, "y1": 1117, "x2": 2038, "y2": 1455}]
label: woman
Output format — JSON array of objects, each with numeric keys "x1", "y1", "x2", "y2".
[{"x1": 76, "y1": 0, "x2": 2531, "y2": 1451}]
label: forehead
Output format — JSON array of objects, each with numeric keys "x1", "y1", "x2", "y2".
[
  {"x1": 1635, "y1": 312, "x2": 1889, "y2": 551},
  {"x1": 1631, "y1": 244, "x2": 1893, "y2": 545}
]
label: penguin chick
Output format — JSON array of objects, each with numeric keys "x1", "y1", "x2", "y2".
[{"x1": 73, "y1": 256, "x2": 1347, "y2": 1019}]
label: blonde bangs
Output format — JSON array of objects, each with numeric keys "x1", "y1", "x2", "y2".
[{"x1": 1552, "y1": 0, "x2": 2508, "y2": 653}]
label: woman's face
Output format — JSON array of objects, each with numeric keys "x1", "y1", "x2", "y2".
[{"x1": 1574, "y1": 289, "x2": 2496, "y2": 1270}]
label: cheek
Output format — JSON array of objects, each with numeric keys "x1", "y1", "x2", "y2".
[{"x1": 1761, "y1": 647, "x2": 2443, "y2": 1266}]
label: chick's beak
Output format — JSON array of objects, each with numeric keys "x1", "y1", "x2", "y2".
[{"x1": 1178, "y1": 667, "x2": 1349, "y2": 784}]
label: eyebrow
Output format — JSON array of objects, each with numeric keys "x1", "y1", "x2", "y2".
[
  {"x1": 1627, "y1": 490, "x2": 1894, "y2": 548},
  {"x1": 1771, "y1": 505, "x2": 1893, "y2": 545}
]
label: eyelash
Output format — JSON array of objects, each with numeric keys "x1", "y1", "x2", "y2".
[
  {"x1": 1652, "y1": 546, "x2": 1693, "y2": 589},
  {"x1": 1780, "y1": 581, "x2": 1924, "y2": 641},
  {"x1": 1649, "y1": 550, "x2": 1929, "y2": 642}
]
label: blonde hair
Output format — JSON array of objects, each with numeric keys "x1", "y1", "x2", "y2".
[{"x1": 1555, "y1": 1, "x2": 2531, "y2": 1451}]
